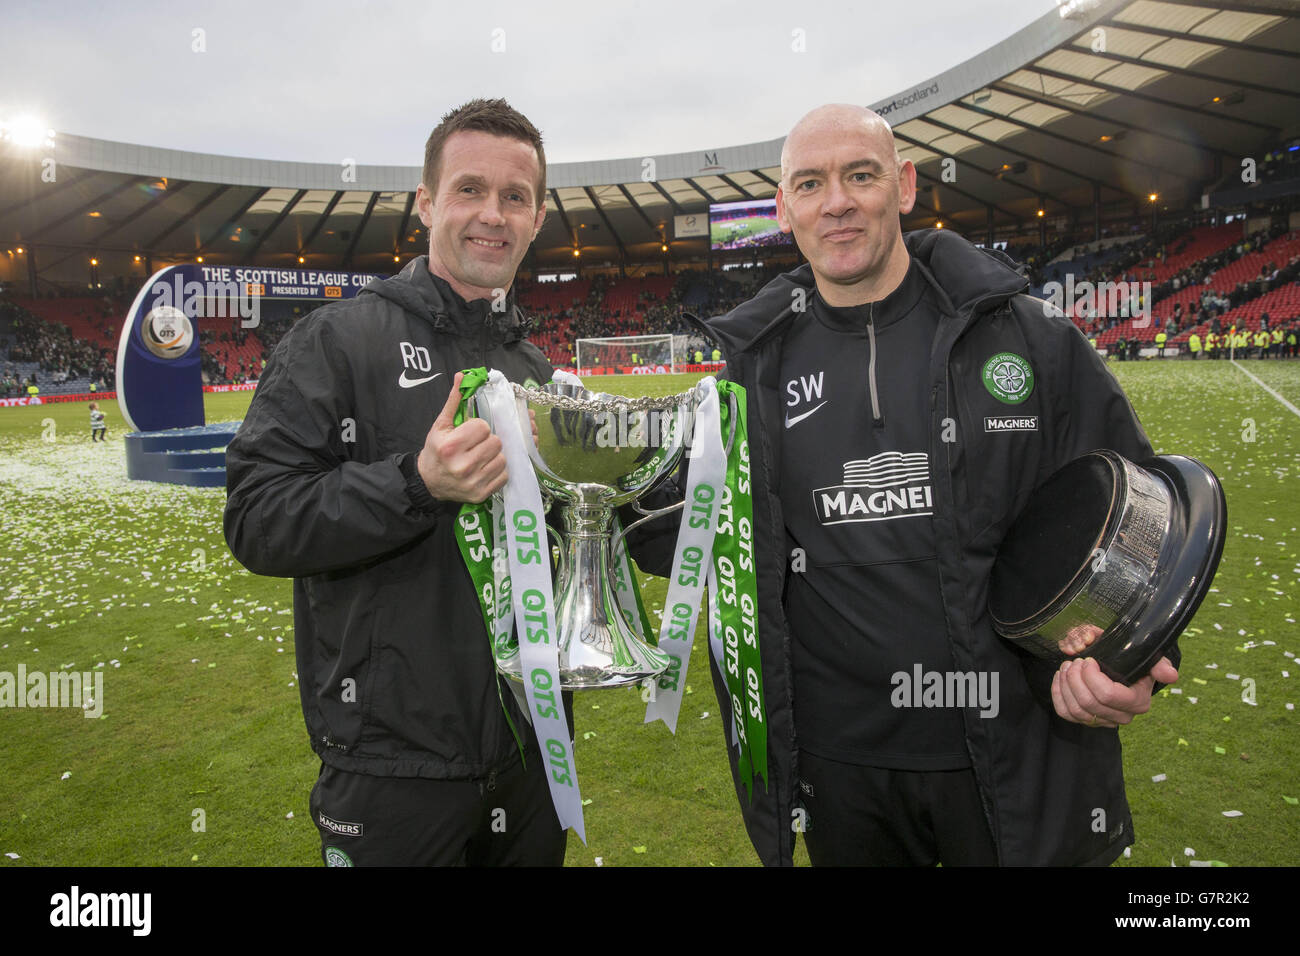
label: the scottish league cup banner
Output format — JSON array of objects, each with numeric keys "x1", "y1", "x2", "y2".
[{"x1": 114, "y1": 264, "x2": 380, "y2": 432}]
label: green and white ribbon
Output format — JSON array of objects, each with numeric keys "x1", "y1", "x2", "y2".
[
  {"x1": 636, "y1": 378, "x2": 767, "y2": 797},
  {"x1": 453, "y1": 368, "x2": 584, "y2": 842},
  {"x1": 708, "y1": 381, "x2": 767, "y2": 798},
  {"x1": 452, "y1": 372, "x2": 524, "y2": 739},
  {"x1": 455, "y1": 369, "x2": 767, "y2": 817},
  {"x1": 644, "y1": 378, "x2": 724, "y2": 731}
]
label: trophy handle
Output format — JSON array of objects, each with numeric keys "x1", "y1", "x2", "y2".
[
  {"x1": 722, "y1": 389, "x2": 738, "y2": 457},
  {"x1": 611, "y1": 499, "x2": 686, "y2": 558},
  {"x1": 546, "y1": 520, "x2": 569, "y2": 579},
  {"x1": 610, "y1": 390, "x2": 739, "y2": 555}
]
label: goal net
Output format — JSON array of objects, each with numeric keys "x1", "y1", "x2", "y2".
[{"x1": 575, "y1": 333, "x2": 678, "y2": 374}]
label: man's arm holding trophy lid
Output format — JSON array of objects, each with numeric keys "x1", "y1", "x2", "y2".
[{"x1": 1017, "y1": 293, "x2": 1180, "y2": 727}]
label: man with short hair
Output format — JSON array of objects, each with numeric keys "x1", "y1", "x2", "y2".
[
  {"x1": 632, "y1": 104, "x2": 1177, "y2": 866},
  {"x1": 225, "y1": 98, "x2": 564, "y2": 867}
]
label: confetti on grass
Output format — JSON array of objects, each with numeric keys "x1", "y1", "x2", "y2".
[
  {"x1": 632, "y1": 846, "x2": 647, "y2": 854},
  {"x1": 1152, "y1": 773, "x2": 1167, "y2": 783},
  {"x1": 1223, "y1": 810, "x2": 1244, "y2": 818}
]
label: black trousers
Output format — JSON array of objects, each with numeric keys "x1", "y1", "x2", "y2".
[
  {"x1": 309, "y1": 746, "x2": 566, "y2": 867},
  {"x1": 797, "y1": 752, "x2": 998, "y2": 866}
]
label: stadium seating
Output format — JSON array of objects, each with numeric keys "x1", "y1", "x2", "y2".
[
  {"x1": 1140, "y1": 223, "x2": 1241, "y2": 284},
  {"x1": 10, "y1": 296, "x2": 121, "y2": 349},
  {"x1": 5, "y1": 220, "x2": 1295, "y2": 383}
]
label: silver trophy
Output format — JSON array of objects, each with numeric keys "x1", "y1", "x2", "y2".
[
  {"x1": 989, "y1": 450, "x2": 1226, "y2": 685},
  {"x1": 477, "y1": 380, "x2": 732, "y2": 690}
]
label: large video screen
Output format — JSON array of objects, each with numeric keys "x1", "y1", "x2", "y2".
[{"x1": 709, "y1": 199, "x2": 791, "y2": 251}]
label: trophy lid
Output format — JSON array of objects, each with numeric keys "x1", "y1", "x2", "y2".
[
  {"x1": 989, "y1": 450, "x2": 1227, "y2": 685},
  {"x1": 1103, "y1": 455, "x2": 1227, "y2": 683},
  {"x1": 989, "y1": 452, "x2": 1121, "y2": 633}
]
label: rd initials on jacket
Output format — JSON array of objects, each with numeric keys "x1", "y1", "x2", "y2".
[{"x1": 398, "y1": 341, "x2": 441, "y2": 388}]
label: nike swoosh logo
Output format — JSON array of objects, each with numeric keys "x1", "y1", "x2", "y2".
[
  {"x1": 784, "y1": 401, "x2": 827, "y2": 428},
  {"x1": 398, "y1": 370, "x2": 443, "y2": 389}
]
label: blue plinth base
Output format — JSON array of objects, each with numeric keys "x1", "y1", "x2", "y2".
[{"x1": 124, "y1": 422, "x2": 241, "y2": 488}]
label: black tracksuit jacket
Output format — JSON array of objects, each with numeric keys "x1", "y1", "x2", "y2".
[
  {"x1": 224, "y1": 257, "x2": 552, "y2": 779},
  {"x1": 630, "y1": 229, "x2": 1171, "y2": 866}
]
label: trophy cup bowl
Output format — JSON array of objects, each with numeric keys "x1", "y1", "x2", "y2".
[
  {"x1": 485, "y1": 381, "x2": 707, "y2": 689},
  {"x1": 989, "y1": 450, "x2": 1226, "y2": 685}
]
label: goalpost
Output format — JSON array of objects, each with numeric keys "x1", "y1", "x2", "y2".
[{"x1": 575, "y1": 333, "x2": 680, "y2": 375}]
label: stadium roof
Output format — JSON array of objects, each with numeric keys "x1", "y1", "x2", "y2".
[{"x1": 2, "y1": 0, "x2": 1297, "y2": 290}]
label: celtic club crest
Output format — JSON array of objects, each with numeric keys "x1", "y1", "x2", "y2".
[{"x1": 981, "y1": 352, "x2": 1035, "y2": 405}]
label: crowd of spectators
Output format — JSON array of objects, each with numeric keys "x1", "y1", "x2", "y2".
[
  {"x1": 198, "y1": 323, "x2": 264, "y2": 385},
  {"x1": 0, "y1": 364, "x2": 35, "y2": 398},
  {"x1": 1, "y1": 299, "x2": 116, "y2": 396},
  {"x1": 1256, "y1": 142, "x2": 1298, "y2": 185},
  {"x1": 4, "y1": 214, "x2": 1296, "y2": 392},
  {"x1": 1068, "y1": 222, "x2": 1298, "y2": 338}
]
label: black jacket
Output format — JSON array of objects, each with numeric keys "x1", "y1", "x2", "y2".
[
  {"x1": 224, "y1": 257, "x2": 553, "y2": 779},
  {"x1": 631, "y1": 229, "x2": 1165, "y2": 865}
]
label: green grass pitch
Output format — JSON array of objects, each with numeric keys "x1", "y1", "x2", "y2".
[{"x1": 0, "y1": 360, "x2": 1297, "y2": 867}]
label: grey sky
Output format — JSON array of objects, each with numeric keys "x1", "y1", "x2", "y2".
[{"x1": 2, "y1": 0, "x2": 1059, "y2": 166}]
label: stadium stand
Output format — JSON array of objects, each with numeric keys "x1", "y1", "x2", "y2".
[{"x1": 4, "y1": 213, "x2": 1298, "y2": 383}]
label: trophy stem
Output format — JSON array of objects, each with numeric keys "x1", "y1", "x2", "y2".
[{"x1": 548, "y1": 500, "x2": 670, "y2": 689}]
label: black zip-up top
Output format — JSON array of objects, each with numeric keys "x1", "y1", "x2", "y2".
[
  {"x1": 224, "y1": 256, "x2": 552, "y2": 779},
  {"x1": 780, "y1": 260, "x2": 968, "y2": 768},
  {"x1": 630, "y1": 229, "x2": 1165, "y2": 865}
]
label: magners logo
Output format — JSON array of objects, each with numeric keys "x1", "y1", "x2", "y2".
[{"x1": 813, "y1": 452, "x2": 933, "y2": 525}]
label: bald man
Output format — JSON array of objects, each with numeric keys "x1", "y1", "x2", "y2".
[{"x1": 630, "y1": 105, "x2": 1173, "y2": 866}]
